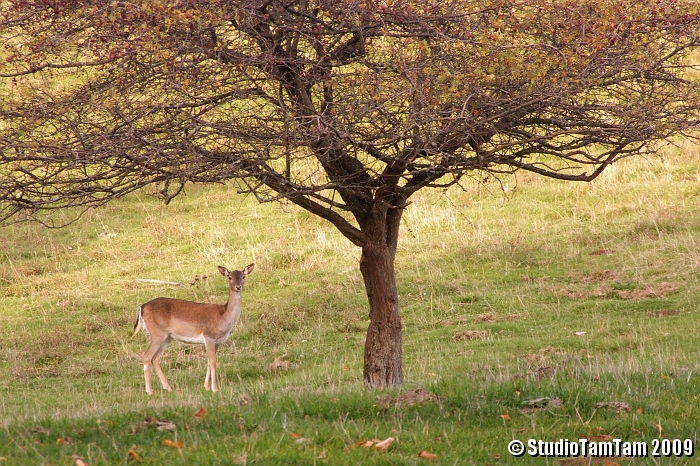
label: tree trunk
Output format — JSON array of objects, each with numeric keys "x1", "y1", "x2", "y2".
[{"x1": 360, "y1": 204, "x2": 403, "y2": 388}]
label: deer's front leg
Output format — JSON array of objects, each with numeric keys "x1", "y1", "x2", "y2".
[{"x1": 204, "y1": 339, "x2": 218, "y2": 392}]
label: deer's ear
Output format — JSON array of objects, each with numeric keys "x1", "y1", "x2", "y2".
[
  {"x1": 217, "y1": 266, "x2": 228, "y2": 277},
  {"x1": 243, "y1": 263, "x2": 255, "y2": 276}
]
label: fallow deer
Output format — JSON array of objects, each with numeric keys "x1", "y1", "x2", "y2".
[{"x1": 132, "y1": 264, "x2": 254, "y2": 394}]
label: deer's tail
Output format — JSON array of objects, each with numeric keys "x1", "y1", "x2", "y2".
[{"x1": 131, "y1": 306, "x2": 144, "y2": 339}]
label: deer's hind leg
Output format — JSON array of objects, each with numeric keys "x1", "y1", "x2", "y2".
[{"x1": 143, "y1": 336, "x2": 173, "y2": 394}]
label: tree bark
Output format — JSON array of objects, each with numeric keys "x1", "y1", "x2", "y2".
[{"x1": 360, "y1": 203, "x2": 403, "y2": 388}]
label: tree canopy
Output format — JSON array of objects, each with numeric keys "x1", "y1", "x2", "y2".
[{"x1": 1, "y1": 0, "x2": 699, "y2": 387}]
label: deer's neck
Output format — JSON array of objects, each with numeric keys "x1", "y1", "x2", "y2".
[{"x1": 223, "y1": 290, "x2": 242, "y2": 325}]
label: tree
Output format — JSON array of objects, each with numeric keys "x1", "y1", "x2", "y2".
[{"x1": 1, "y1": 0, "x2": 699, "y2": 388}]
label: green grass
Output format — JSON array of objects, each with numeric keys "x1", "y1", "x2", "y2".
[{"x1": 2, "y1": 142, "x2": 700, "y2": 464}]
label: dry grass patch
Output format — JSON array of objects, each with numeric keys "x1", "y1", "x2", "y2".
[
  {"x1": 554, "y1": 281, "x2": 679, "y2": 300},
  {"x1": 377, "y1": 387, "x2": 441, "y2": 410},
  {"x1": 452, "y1": 329, "x2": 490, "y2": 341},
  {"x1": 616, "y1": 282, "x2": 678, "y2": 300}
]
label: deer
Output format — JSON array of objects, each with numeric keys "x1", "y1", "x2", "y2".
[{"x1": 131, "y1": 263, "x2": 254, "y2": 394}]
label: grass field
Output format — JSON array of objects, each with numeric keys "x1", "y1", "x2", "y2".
[{"x1": 1, "y1": 141, "x2": 700, "y2": 464}]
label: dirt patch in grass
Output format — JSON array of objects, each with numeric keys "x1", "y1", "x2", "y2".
[
  {"x1": 555, "y1": 281, "x2": 678, "y2": 301},
  {"x1": 555, "y1": 287, "x2": 611, "y2": 300},
  {"x1": 596, "y1": 401, "x2": 632, "y2": 413},
  {"x1": 269, "y1": 354, "x2": 290, "y2": 372},
  {"x1": 616, "y1": 282, "x2": 678, "y2": 300},
  {"x1": 453, "y1": 330, "x2": 490, "y2": 341},
  {"x1": 378, "y1": 387, "x2": 441, "y2": 410}
]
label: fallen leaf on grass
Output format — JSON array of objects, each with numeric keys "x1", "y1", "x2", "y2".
[
  {"x1": 499, "y1": 414, "x2": 511, "y2": 421},
  {"x1": 374, "y1": 437, "x2": 394, "y2": 452},
  {"x1": 590, "y1": 248, "x2": 614, "y2": 256},
  {"x1": 194, "y1": 406, "x2": 207, "y2": 418},
  {"x1": 57, "y1": 437, "x2": 72, "y2": 445},
  {"x1": 453, "y1": 329, "x2": 490, "y2": 341},
  {"x1": 156, "y1": 420, "x2": 177, "y2": 431},
  {"x1": 131, "y1": 418, "x2": 178, "y2": 433},
  {"x1": 71, "y1": 456, "x2": 88, "y2": 466},
  {"x1": 521, "y1": 397, "x2": 562, "y2": 413},
  {"x1": 289, "y1": 432, "x2": 311, "y2": 444},
  {"x1": 654, "y1": 422, "x2": 663, "y2": 435},
  {"x1": 127, "y1": 449, "x2": 142, "y2": 462},
  {"x1": 535, "y1": 367, "x2": 555, "y2": 378},
  {"x1": 526, "y1": 397, "x2": 562, "y2": 408},
  {"x1": 163, "y1": 439, "x2": 185, "y2": 448},
  {"x1": 358, "y1": 437, "x2": 394, "y2": 452},
  {"x1": 595, "y1": 402, "x2": 631, "y2": 413},
  {"x1": 418, "y1": 450, "x2": 438, "y2": 460}
]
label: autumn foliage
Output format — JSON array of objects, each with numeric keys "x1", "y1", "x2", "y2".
[{"x1": 1, "y1": 0, "x2": 698, "y2": 387}]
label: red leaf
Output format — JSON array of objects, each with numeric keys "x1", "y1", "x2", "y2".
[
  {"x1": 418, "y1": 450, "x2": 438, "y2": 460},
  {"x1": 163, "y1": 439, "x2": 184, "y2": 448}
]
